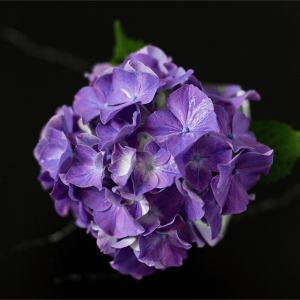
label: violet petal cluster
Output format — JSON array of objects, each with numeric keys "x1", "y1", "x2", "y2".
[{"x1": 34, "y1": 45, "x2": 273, "y2": 279}]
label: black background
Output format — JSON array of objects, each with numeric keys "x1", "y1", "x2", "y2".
[{"x1": 1, "y1": 2, "x2": 300, "y2": 299}]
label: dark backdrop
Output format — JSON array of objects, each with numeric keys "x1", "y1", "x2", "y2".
[{"x1": 1, "y1": 2, "x2": 300, "y2": 299}]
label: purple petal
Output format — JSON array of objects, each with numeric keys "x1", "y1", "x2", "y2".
[
  {"x1": 39, "y1": 129, "x2": 72, "y2": 179},
  {"x1": 136, "y1": 74, "x2": 165, "y2": 105},
  {"x1": 202, "y1": 189, "x2": 222, "y2": 239},
  {"x1": 226, "y1": 90, "x2": 261, "y2": 109},
  {"x1": 136, "y1": 196, "x2": 164, "y2": 235},
  {"x1": 38, "y1": 170, "x2": 54, "y2": 190},
  {"x1": 138, "y1": 231, "x2": 166, "y2": 262},
  {"x1": 211, "y1": 174, "x2": 232, "y2": 209},
  {"x1": 76, "y1": 133, "x2": 100, "y2": 149},
  {"x1": 168, "y1": 84, "x2": 218, "y2": 134},
  {"x1": 99, "y1": 112, "x2": 139, "y2": 151},
  {"x1": 212, "y1": 104, "x2": 230, "y2": 136},
  {"x1": 228, "y1": 136, "x2": 256, "y2": 153},
  {"x1": 93, "y1": 151, "x2": 104, "y2": 169},
  {"x1": 109, "y1": 158, "x2": 131, "y2": 177},
  {"x1": 120, "y1": 187, "x2": 142, "y2": 202},
  {"x1": 75, "y1": 201, "x2": 92, "y2": 228},
  {"x1": 137, "y1": 212, "x2": 161, "y2": 236},
  {"x1": 92, "y1": 62, "x2": 113, "y2": 76},
  {"x1": 153, "y1": 147, "x2": 171, "y2": 166},
  {"x1": 166, "y1": 84, "x2": 190, "y2": 126},
  {"x1": 104, "y1": 188, "x2": 122, "y2": 206},
  {"x1": 109, "y1": 144, "x2": 136, "y2": 186},
  {"x1": 93, "y1": 206, "x2": 124, "y2": 238},
  {"x1": 181, "y1": 180, "x2": 205, "y2": 220},
  {"x1": 61, "y1": 105, "x2": 74, "y2": 133},
  {"x1": 132, "y1": 162, "x2": 159, "y2": 196},
  {"x1": 185, "y1": 160, "x2": 212, "y2": 192},
  {"x1": 122, "y1": 53, "x2": 164, "y2": 78},
  {"x1": 39, "y1": 143, "x2": 66, "y2": 179},
  {"x1": 93, "y1": 73, "x2": 113, "y2": 98},
  {"x1": 179, "y1": 135, "x2": 232, "y2": 191},
  {"x1": 110, "y1": 68, "x2": 139, "y2": 105},
  {"x1": 163, "y1": 68, "x2": 194, "y2": 91},
  {"x1": 115, "y1": 103, "x2": 140, "y2": 123},
  {"x1": 165, "y1": 181, "x2": 205, "y2": 222},
  {"x1": 96, "y1": 119, "x2": 120, "y2": 149},
  {"x1": 155, "y1": 156, "x2": 181, "y2": 188},
  {"x1": 177, "y1": 220, "x2": 206, "y2": 248},
  {"x1": 126, "y1": 130, "x2": 154, "y2": 152},
  {"x1": 94, "y1": 225, "x2": 117, "y2": 255},
  {"x1": 143, "y1": 110, "x2": 182, "y2": 144},
  {"x1": 99, "y1": 101, "x2": 132, "y2": 124},
  {"x1": 232, "y1": 112, "x2": 251, "y2": 135},
  {"x1": 50, "y1": 177, "x2": 69, "y2": 201},
  {"x1": 74, "y1": 145, "x2": 97, "y2": 165},
  {"x1": 243, "y1": 139, "x2": 272, "y2": 154},
  {"x1": 223, "y1": 84, "x2": 242, "y2": 97},
  {"x1": 65, "y1": 163, "x2": 104, "y2": 190},
  {"x1": 55, "y1": 198, "x2": 72, "y2": 216},
  {"x1": 236, "y1": 150, "x2": 274, "y2": 176},
  {"x1": 73, "y1": 87, "x2": 107, "y2": 125},
  {"x1": 80, "y1": 187, "x2": 112, "y2": 211},
  {"x1": 111, "y1": 143, "x2": 136, "y2": 169},
  {"x1": 217, "y1": 163, "x2": 235, "y2": 189},
  {"x1": 41, "y1": 115, "x2": 68, "y2": 140},
  {"x1": 125, "y1": 199, "x2": 150, "y2": 219},
  {"x1": 144, "y1": 140, "x2": 160, "y2": 156},
  {"x1": 213, "y1": 101, "x2": 236, "y2": 129},
  {"x1": 112, "y1": 61, "x2": 164, "y2": 106},
  {"x1": 68, "y1": 183, "x2": 82, "y2": 202},
  {"x1": 110, "y1": 247, "x2": 155, "y2": 280},
  {"x1": 134, "y1": 250, "x2": 166, "y2": 269},
  {"x1": 158, "y1": 231, "x2": 191, "y2": 267},
  {"x1": 34, "y1": 138, "x2": 47, "y2": 161},
  {"x1": 111, "y1": 237, "x2": 137, "y2": 249},
  {"x1": 221, "y1": 176, "x2": 249, "y2": 215},
  {"x1": 84, "y1": 63, "x2": 113, "y2": 85},
  {"x1": 94, "y1": 205, "x2": 144, "y2": 238},
  {"x1": 184, "y1": 74, "x2": 203, "y2": 91},
  {"x1": 157, "y1": 214, "x2": 187, "y2": 233},
  {"x1": 166, "y1": 132, "x2": 196, "y2": 157},
  {"x1": 139, "y1": 214, "x2": 191, "y2": 267},
  {"x1": 187, "y1": 102, "x2": 219, "y2": 134},
  {"x1": 136, "y1": 45, "x2": 171, "y2": 75}
]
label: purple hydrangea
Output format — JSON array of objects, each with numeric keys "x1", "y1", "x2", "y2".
[
  {"x1": 175, "y1": 135, "x2": 232, "y2": 192},
  {"x1": 132, "y1": 140, "x2": 181, "y2": 196},
  {"x1": 33, "y1": 44, "x2": 274, "y2": 279},
  {"x1": 203, "y1": 84, "x2": 260, "y2": 111},
  {"x1": 211, "y1": 149, "x2": 273, "y2": 215},
  {"x1": 209, "y1": 104, "x2": 271, "y2": 154},
  {"x1": 143, "y1": 84, "x2": 219, "y2": 157},
  {"x1": 65, "y1": 144, "x2": 105, "y2": 190},
  {"x1": 84, "y1": 62, "x2": 114, "y2": 86}
]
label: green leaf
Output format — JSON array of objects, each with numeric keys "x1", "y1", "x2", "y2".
[
  {"x1": 110, "y1": 20, "x2": 146, "y2": 66},
  {"x1": 249, "y1": 120, "x2": 300, "y2": 184}
]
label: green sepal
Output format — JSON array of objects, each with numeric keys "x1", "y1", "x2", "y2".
[
  {"x1": 220, "y1": 215, "x2": 233, "y2": 237},
  {"x1": 110, "y1": 20, "x2": 146, "y2": 66},
  {"x1": 249, "y1": 120, "x2": 300, "y2": 184}
]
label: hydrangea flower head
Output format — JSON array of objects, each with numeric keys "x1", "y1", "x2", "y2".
[{"x1": 33, "y1": 40, "x2": 274, "y2": 280}]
